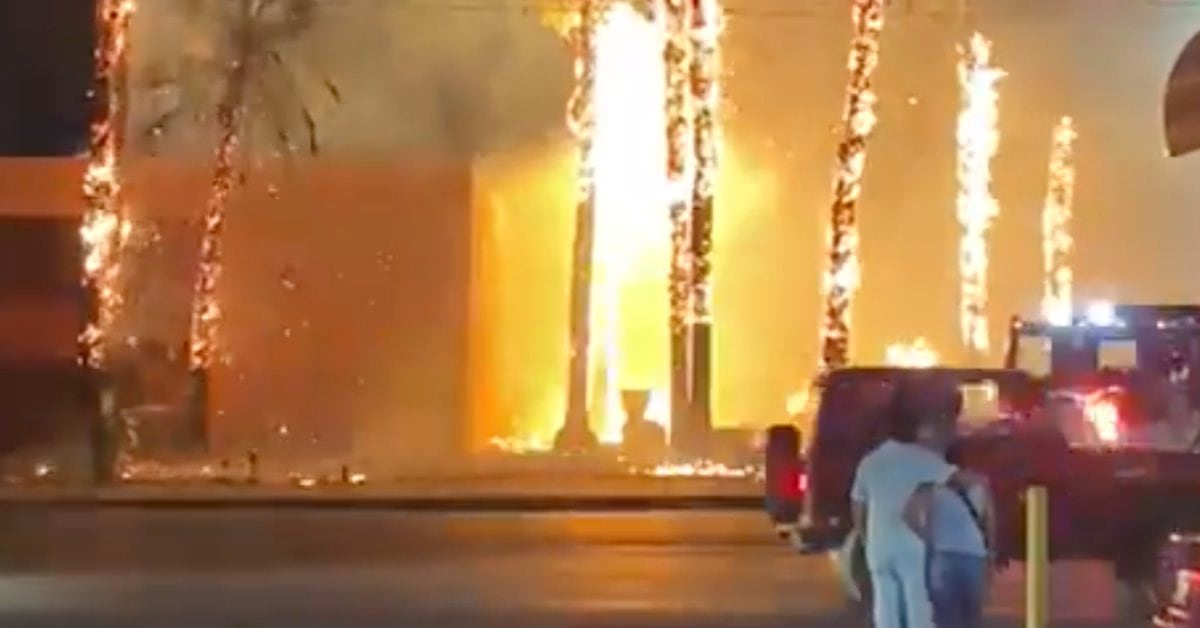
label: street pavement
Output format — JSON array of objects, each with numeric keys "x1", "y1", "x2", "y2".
[{"x1": 0, "y1": 508, "x2": 1124, "y2": 627}]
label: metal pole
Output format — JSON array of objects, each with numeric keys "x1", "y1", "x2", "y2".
[{"x1": 1025, "y1": 485, "x2": 1050, "y2": 628}]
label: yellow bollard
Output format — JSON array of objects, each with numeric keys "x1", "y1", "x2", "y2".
[{"x1": 1025, "y1": 485, "x2": 1050, "y2": 628}]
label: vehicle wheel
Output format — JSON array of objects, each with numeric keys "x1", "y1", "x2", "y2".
[{"x1": 1116, "y1": 530, "x2": 1178, "y2": 623}]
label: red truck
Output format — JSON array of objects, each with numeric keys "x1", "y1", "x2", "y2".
[{"x1": 766, "y1": 304, "x2": 1200, "y2": 620}]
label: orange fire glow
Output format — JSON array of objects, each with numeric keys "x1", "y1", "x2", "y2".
[
  {"x1": 80, "y1": 0, "x2": 137, "y2": 368},
  {"x1": 884, "y1": 338, "x2": 939, "y2": 368}
]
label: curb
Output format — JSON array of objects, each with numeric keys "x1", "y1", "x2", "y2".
[{"x1": 0, "y1": 494, "x2": 763, "y2": 511}]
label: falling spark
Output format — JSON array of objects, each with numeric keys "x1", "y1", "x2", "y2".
[
  {"x1": 1041, "y1": 116, "x2": 1077, "y2": 326},
  {"x1": 956, "y1": 32, "x2": 1004, "y2": 357},
  {"x1": 820, "y1": 0, "x2": 886, "y2": 371},
  {"x1": 80, "y1": 0, "x2": 137, "y2": 368},
  {"x1": 884, "y1": 338, "x2": 940, "y2": 368},
  {"x1": 662, "y1": 0, "x2": 694, "y2": 436}
]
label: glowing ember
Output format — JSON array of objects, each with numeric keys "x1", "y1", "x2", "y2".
[
  {"x1": 488, "y1": 435, "x2": 553, "y2": 455},
  {"x1": 956, "y1": 32, "x2": 1004, "y2": 357},
  {"x1": 642, "y1": 460, "x2": 758, "y2": 478},
  {"x1": 820, "y1": 0, "x2": 886, "y2": 371},
  {"x1": 33, "y1": 462, "x2": 56, "y2": 479},
  {"x1": 885, "y1": 338, "x2": 940, "y2": 368},
  {"x1": 80, "y1": 0, "x2": 137, "y2": 368},
  {"x1": 1041, "y1": 116, "x2": 1078, "y2": 326}
]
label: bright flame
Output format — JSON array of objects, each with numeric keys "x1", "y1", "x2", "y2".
[
  {"x1": 80, "y1": 0, "x2": 137, "y2": 368},
  {"x1": 1083, "y1": 395, "x2": 1120, "y2": 445},
  {"x1": 820, "y1": 0, "x2": 886, "y2": 371},
  {"x1": 786, "y1": 387, "x2": 811, "y2": 418},
  {"x1": 1041, "y1": 116, "x2": 1077, "y2": 325},
  {"x1": 956, "y1": 32, "x2": 1004, "y2": 356},
  {"x1": 885, "y1": 338, "x2": 940, "y2": 368},
  {"x1": 588, "y1": 3, "x2": 671, "y2": 443}
]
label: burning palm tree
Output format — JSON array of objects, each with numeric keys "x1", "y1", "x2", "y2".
[
  {"x1": 556, "y1": 0, "x2": 605, "y2": 452},
  {"x1": 81, "y1": 0, "x2": 138, "y2": 483},
  {"x1": 139, "y1": 0, "x2": 338, "y2": 446}
]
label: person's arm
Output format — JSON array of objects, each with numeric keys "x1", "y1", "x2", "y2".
[
  {"x1": 977, "y1": 482, "x2": 999, "y2": 564},
  {"x1": 851, "y1": 499, "x2": 866, "y2": 539},
  {"x1": 903, "y1": 482, "x2": 935, "y2": 541},
  {"x1": 850, "y1": 463, "x2": 868, "y2": 538}
]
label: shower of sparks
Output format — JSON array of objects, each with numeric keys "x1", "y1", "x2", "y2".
[
  {"x1": 688, "y1": 0, "x2": 721, "y2": 327},
  {"x1": 167, "y1": 0, "x2": 333, "y2": 371},
  {"x1": 80, "y1": 0, "x2": 137, "y2": 368},
  {"x1": 820, "y1": 0, "x2": 885, "y2": 372},
  {"x1": 955, "y1": 32, "x2": 1004, "y2": 357},
  {"x1": 884, "y1": 338, "x2": 940, "y2": 369},
  {"x1": 189, "y1": 75, "x2": 247, "y2": 371},
  {"x1": 1041, "y1": 116, "x2": 1077, "y2": 326}
]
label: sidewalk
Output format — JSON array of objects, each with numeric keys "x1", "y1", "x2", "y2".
[{"x1": 0, "y1": 475, "x2": 763, "y2": 509}]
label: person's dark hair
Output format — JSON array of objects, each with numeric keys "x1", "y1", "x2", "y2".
[
  {"x1": 887, "y1": 383, "x2": 923, "y2": 442},
  {"x1": 888, "y1": 375, "x2": 963, "y2": 442}
]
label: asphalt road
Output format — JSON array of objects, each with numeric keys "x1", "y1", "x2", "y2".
[{"x1": 0, "y1": 508, "x2": 1124, "y2": 627}]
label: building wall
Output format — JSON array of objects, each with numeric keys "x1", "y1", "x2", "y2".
[{"x1": 0, "y1": 157, "x2": 475, "y2": 467}]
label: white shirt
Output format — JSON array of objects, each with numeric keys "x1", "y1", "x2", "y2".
[{"x1": 851, "y1": 439, "x2": 957, "y2": 568}]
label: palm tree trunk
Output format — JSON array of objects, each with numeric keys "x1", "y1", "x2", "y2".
[{"x1": 557, "y1": 0, "x2": 601, "y2": 451}]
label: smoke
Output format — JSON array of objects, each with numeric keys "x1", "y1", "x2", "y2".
[{"x1": 128, "y1": 0, "x2": 571, "y2": 159}]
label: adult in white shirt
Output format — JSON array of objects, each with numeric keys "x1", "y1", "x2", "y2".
[{"x1": 850, "y1": 388, "x2": 964, "y2": 628}]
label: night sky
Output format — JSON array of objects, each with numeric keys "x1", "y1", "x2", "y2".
[{"x1": 0, "y1": 0, "x2": 94, "y2": 156}]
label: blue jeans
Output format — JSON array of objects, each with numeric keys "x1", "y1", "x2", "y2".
[{"x1": 928, "y1": 550, "x2": 987, "y2": 628}]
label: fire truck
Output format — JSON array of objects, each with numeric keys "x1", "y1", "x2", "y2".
[{"x1": 765, "y1": 303, "x2": 1200, "y2": 619}]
